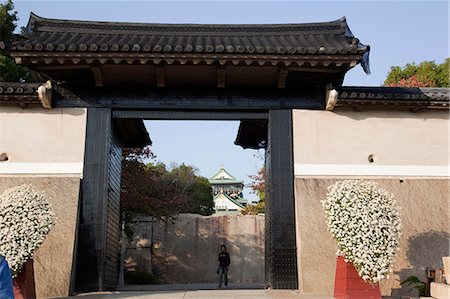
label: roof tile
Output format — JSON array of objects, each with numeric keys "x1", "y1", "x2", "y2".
[{"x1": 11, "y1": 13, "x2": 369, "y2": 57}]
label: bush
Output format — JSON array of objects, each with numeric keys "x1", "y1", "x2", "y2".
[
  {"x1": 321, "y1": 180, "x2": 401, "y2": 284},
  {"x1": 0, "y1": 184, "x2": 56, "y2": 277},
  {"x1": 124, "y1": 271, "x2": 159, "y2": 285}
]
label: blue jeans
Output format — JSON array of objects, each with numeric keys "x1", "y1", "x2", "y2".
[{"x1": 218, "y1": 266, "x2": 228, "y2": 286}]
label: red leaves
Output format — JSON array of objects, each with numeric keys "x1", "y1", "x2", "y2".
[
  {"x1": 385, "y1": 75, "x2": 434, "y2": 87},
  {"x1": 249, "y1": 165, "x2": 265, "y2": 196},
  {"x1": 121, "y1": 147, "x2": 188, "y2": 220}
]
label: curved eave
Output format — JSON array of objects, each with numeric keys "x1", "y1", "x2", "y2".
[
  {"x1": 10, "y1": 53, "x2": 364, "y2": 72},
  {"x1": 209, "y1": 180, "x2": 244, "y2": 185}
]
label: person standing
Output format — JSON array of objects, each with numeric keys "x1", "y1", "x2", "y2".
[
  {"x1": 0, "y1": 255, "x2": 14, "y2": 299},
  {"x1": 217, "y1": 244, "x2": 230, "y2": 288}
]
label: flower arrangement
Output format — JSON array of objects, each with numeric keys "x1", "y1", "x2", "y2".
[
  {"x1": 0, "y1": 184, "x2": 56, "y2": 277},
  {"x1": 321, "y1": 180, "x2": 401, "y2": 284}
]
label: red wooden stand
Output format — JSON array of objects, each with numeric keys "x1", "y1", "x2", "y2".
[
  {"x1": 13, "y1": 260, "x2": 36, "y2": 299},
  {"x1": 334, "y1": 256, "x2": 381, "y2": 299}
]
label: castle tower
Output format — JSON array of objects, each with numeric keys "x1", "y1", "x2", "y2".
[{"x1": 209, "y1": 166, "x2": 247, "y2": 213}]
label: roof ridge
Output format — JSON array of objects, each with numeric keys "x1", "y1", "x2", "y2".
[
  {"x1": 210, "y1": 166, "x2": 237, "y2": 180},
  {"x1": 27, "y1": 12, "x2": 347, "y2": 36}
]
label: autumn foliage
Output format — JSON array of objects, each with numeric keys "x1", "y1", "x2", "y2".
[
  {"x1": 242, "y1": 165, "x2": 266, "y2": 215},
  {"x1": 385, "y1": 75, "x2": 433, "y2": 87},
  {"x1": 384, "y1": 59, "x2": 449, "y2": 87},
  {"x1": 121, "y1": 147, "x2": 213, "y2": 220}
]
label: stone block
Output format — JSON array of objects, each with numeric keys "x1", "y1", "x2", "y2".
[
  {"x1": 443, "y1": 257, "x2": 450, "y2": 282},
  {"x1": 431, "y1": 282, "x2": 450, "y2": 299}
]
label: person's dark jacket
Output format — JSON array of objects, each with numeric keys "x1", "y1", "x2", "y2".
[{"x1": 218, "y1": 251, "x2": 230, "y2": 267}]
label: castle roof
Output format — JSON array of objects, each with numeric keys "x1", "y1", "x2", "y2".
[
  {"x1": 213, "y1": 192, "x2": 245, "y2": 210},
  {"x1": 209, "y1": 166, "x2": 243, "y2": 185}
]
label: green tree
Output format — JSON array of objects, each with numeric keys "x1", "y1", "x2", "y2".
[
  {"x1": 186, "y1": 177, "x2": 214, "y2": 216},
  {"x1": 167, "y1": 163, "x2": 214, "y2": 216},
  {"x1": 384, "y1": 58, "x2": 449, "y2": 87},
  {"x1": 0, "y1": 0, "x2": 33, "y2": 82}
]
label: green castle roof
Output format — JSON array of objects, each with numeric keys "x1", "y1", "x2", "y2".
[{"x1": 209, "y1": 165, "x2": 243, "y2": 185}]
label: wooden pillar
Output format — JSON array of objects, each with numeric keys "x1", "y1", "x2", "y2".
[
  {"x1": 265, "y1": 109, "x2": 298, "y2": 289},
  {"x1": 75, "y1": 108, "x2": 112, "y2": 292}
]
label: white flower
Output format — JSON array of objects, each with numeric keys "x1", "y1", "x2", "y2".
[
  {"x1": 321, "y1": 180, "x2": 401, "y2": 284},
  {"x1": 0, "y1": 184, "x2": 56, "y2": 277}
]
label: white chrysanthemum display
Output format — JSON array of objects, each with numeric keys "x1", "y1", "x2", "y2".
[
  {"x1": 321, "y1": 180, "x2": 401, "y2": 284},
  {"x1": 0, "y1": 184, "x2": 56, "y2": 277}
]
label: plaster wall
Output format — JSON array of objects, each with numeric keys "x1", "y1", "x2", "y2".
[
  {"x1": 0, "y1": 106, "x2": 87, "y2": 297},
  {"x1": 125, "y1": 213, "x2": 265, "y2": 284},
  {"x1": 0, "y1": 106, "x2": 87, "y2": 174},
  {"x1": 292, "y1": 109, "x2": 450, "y2": 297},
  {"x1": 292, "y1": 109, "x2": 449, "y2": 173}
]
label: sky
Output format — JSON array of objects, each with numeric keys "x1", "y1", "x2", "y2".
[{"x1": 11, "y1": 1, "x2": 449, "y2": 202}]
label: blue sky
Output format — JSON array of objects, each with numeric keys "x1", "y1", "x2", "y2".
[{"x1": 12, "y1": 1, "x2": 448, "y2": 201}]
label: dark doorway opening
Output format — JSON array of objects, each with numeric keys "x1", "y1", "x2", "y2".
[{"x1": 75, "y1": 109, "x2": 298, "y2": 293}]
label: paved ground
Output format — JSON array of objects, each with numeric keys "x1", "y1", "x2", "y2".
[{"x1": 71, "y1": 283, "x2": 333, "y2": 299}]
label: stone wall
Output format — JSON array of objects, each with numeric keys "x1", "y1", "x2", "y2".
[
  {"x1": 125, "y1": 213, "x2": 265, "y2": 284},
  {"x1": 0, "y1": 176, "x2": 81, "y2": 299}
]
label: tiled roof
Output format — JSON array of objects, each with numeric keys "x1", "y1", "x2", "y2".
[
  {"x1": 210, "y1": 166, "x2": 236, "y2": 180},
  {"x1": 214, "y1": 192, "x2": 245, "y2": 210},
  {"x1": 7, "y1": 13, "x2": 370, "y2": 73},
  {"x1": 209, "y1": 179, "x2": 244, "y2": 185},
  {"x1": 209, "y1": 166, "x2": 244, "y2": 185},
  {"x1": 336, "y1": 87, "x2": 450, "y2": 109},
  {"x1": 0, "y1": 82, "x2": 42, "y2": 105},
  {"x1": 12, "y1": 13, "x2": 367, "y2": 56}
]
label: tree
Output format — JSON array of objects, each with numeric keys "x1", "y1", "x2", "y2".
[
  {"x1": 242, "y1": 165, "x2": 265, "y2": 215},
  {"x1": 185, "y1": 177, "x2": 214, "y2": 216},
  {"x1": 0, "y1": 0, "x2": 34, "y2": 82},
  {"x1": 121, "y1": 147, "x2": 190, "y2": 221},
  {"x1": 167, "y1": 163, "x2": 214, "y2": 216},
  {"x1": 121, "y1": 153, "x2": 214, "y2": 219},
  {"x1": 384, "y1": 58, "x2": 449, "y2": 87}
]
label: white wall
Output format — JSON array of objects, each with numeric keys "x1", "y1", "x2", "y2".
[
  {"x1": 292, "y1": 109, "x2": 449, "y2": 177},
  {"x1": 0, "y1": 106, "x2": 87, "y2": 175}
]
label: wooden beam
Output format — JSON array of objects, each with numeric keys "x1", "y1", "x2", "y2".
[
  {"x1": 276, "y1": 68, "x2": 289, "y2": 88},
  {"x1": 91, "y1": 66, "x2": 104, "y2": 87},
  {"x1": 53, "y1": 87, "x2": 325, "y2": 110},
  {"x1": 154, "y1": 66, "x2": 165, "y2": 87},
  {"x1": 217, "y1": 66, "x2": 226, "y2": 88},
  {"x1": 288, "y1": 67, "x2": 343, "y2": 73}
]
